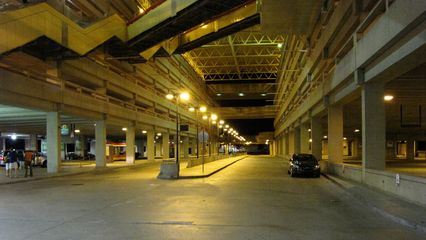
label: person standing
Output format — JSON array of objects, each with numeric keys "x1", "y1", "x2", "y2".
[
  {"x1": 7, "y1": 149, "x2": 18, "y2": 178},
  {"x1": 17, "y1": 150, "x2": 25, "y2": 170},
  {"x1": 24, "y1": 151, "x2": 34, "y2": 177}
]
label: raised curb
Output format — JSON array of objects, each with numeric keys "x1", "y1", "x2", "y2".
[
  {"x1": 322, "y1": 173, "x2": 426, "y2": 234},
  {"x1": 179, "y1": 156, "x2": 248, "y2": 179}
]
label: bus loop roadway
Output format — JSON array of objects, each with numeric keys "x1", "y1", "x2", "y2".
[{"x1": 0, "y1": 155, "x2": 425, "y2": 240}]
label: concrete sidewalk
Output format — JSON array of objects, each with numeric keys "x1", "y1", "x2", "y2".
[
  {"x1": 0, "y1": 160, "x2": 160, "y2": 185},
  {"x1": 324, "y1": 174, "x2": 426, "y2": 233},
  {"x1": 0, "y1": 155, "x2": 248, "y2": 184},
  {"x1": 179, "y1": 155, "x2": 248, "y2": 178}
]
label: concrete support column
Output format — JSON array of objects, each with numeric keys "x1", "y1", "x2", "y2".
[
  {"x1": 183, "y1": 137, "x2": 189, "y2": 158},
  {"x1": 46, "y1": 112, "x2": 61, "y2": 173},
  {"x1": 300, "y1": 122, "x2": 310, "y2": 153},
  {"x1": 288, "y1": 130, "x2": 295, "y2": 155},
  {"x1": 29, "y1": 134, "x2": 37, "y2": 150},
  {"x1": 352, "y1": 138, "x2": 359, "y2": 159},
  {"x1": 126, "y1": 125, "x2": 135, "y2": 164},
  {"x1": 284, "y1": 133, "x2": 289, "y2": 155},
  {"x1": 362, "y1": 82, "x2": 386, "y2": 170},
  {"x1": 95, "y1": 120, "x2": 106, "y2": 168},
  {"x1": 147, "y1": 130, "x2": 155, "y2": 161},
  {"x1": 311, "y1": 116, "x2": 322, "y2": 161},
  {"x1": 0, "y1": 137, "x2": 4, "y2": 151},
  {"x1": 191, "y1": 139, "x2": 197, "y2": 156},
  {"x1": 294, "y1": 127, "x2": 301, "y2": 154},
  {"x1": 276, "y1": 138, "x2": 280, "y2": 156},
  {"x1": 406, "y1": 140, "x2": 415, "y2": 160},
  {"x1": 162, "y1": 132, "x2": 170, "y2": 159},
  {"x1": 328, "y1": 104, "x2": 343, "y2": 163}
]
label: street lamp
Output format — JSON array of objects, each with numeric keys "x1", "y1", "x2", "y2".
[
  {"x1": 165, "y1": 91, "x2": 190, "y2": 178},
  {"x1": 188, "y1": 105, "x2": 207, "y2": 159}
]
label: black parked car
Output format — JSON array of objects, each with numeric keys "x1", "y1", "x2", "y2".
[{"x1": 288, "y1": 153, "x2": 320, "y2": 178}]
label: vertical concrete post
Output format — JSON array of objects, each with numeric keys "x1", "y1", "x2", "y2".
[
  {"x1": 276, "y1": 138, "x2": 280, "y2": 156},
  {"x1": 183, "y1": 136, "x2": 189, "y2": 158},
  {"x1": 126, "y1": 125, "x2": 135, "y2": 164},
  {"x1": 311, "y1": 116, "x2": 322, "y2": 161},
  {"x1": 300, "y1": 122, "x2": 310, "y2": 153},
  {"x1": 352, "y1": 138, "x2": 359, "y2": 159},
  {"x1": 294, "y1": 127, "x2": 301, "y2": 154},
  {"x1": 162, "y1": 132, "x2": 170, "y2": 159},
  {"x1": 147, "y1": 130, "x2": 155, "y2": 161},
  {"x1": 95, "y1": 120, "x2": 106, "y2": 168},
  {"x1": 0, "y1": 137, "x2": 4, "y2": 151},
  {"x1": 191, "y1": 138, "x2": 197, "y2": 156},
  {"x1": 47, "y1": 112, "x2": 61, "y2": 173},
  {"x1": 30, "y1": 134, "x2": 38, "y2": 150},
  {"x1": 406, "y1": 140, "x2": 415, "y2": 161},
  {"x1": 362, "y1": 82, "x2": 386, "y2": 170},
  {"x1": 284, "y1": 132, "x2": 290, "y2": 155},
  {"x1": 328, "y1": 104, "x2": 343, "y2": 163},
  {"x1": 288, "y1": 130, "x2": 295, "y2": 155}
]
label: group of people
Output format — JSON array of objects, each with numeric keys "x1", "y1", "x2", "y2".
[{"x1": 4, "y1": 149, "x2": 34, "y2": 178}]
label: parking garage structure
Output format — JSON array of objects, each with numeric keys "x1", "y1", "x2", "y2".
[
  {"x1": 0, "y1": 0, "x2": 425, "y2": 205},
  {"x1": 272, "y1": 0, "x2": 426, "y2": 204}
]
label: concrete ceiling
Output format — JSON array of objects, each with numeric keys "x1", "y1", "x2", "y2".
[{"x1": 260, "y1": 0, "x2": 323, "y2": 35}]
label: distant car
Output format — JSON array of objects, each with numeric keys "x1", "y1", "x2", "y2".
[
  {"x1": 288, "y1": 153, "x2": 320, "y2": 178},
  {"x1": 33, "y1": 153, "x2": 47, "y2": 168},
  {"x1": 0, "y1": 150, "x2": 10, "y2": 166},
  {"x1": 66, "y1": 152, "x2": 83, "y2": 160},
  {"x1": 84, "y1": 153, "x2": 95, "y2": 160}
]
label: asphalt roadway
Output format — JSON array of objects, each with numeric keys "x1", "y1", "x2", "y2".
[{"x1": 0, "y1": 156, "x2": 425, "y2": 240}]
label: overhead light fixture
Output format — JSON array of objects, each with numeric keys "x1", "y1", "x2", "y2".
[
  {"x1": 157, "y1": 133, "x2": 162, "y2": 136},
  {"x1": 323, "y1": 135, "x2": 328, "y2": 139},
  {"x1": 343, "y1": 137, "x2": 347, "y2": 140},
  {"x1": 277, "y1": 43, "x2": 283, "y2": 48},
  {"x1": 199, "y1": 106, "x2": 207, "y2": 112},
  {"x1": 354, "y1": 129, "x2": 360, "y2": 133},
  {"x1": 211, "y1": 114, "x2": 218, "y2": 120},
  {"x1": 238, "y1": 93, "x2": 245, "y2": 97},
  {"x1": 219, "y1": 120, "x2": 225, "y2": 125},
  {"x1": 216, "y1": 93, "x2": 222, "y2": 96},
  {"x1": 225, "y1": 125, "x2": 229, "y2": 129},
  {"x1": 180, "y1": 92, "x2": 190, "y2": 101},
  {"x1": 74, "y1": 129, "x2": 80, "y2": 133},
  {"x1": 11, "y1": 134, "x2": 17, "y2": 140},
  {"x1": 261, "y1": 93, "x2": 267, "y2": 96},
  {"x1": 212, "y1": 121, "x2": 217, "y2": 124},
  {"x1": 202, "y1": 115, "x2": 208, "y2": 120},
  {"x1": 308, "y1": 129, "x2": 311, "y2": 132},
  {"x1": 142, "y1": 130, "x2": 147, "y2": 134},
  {"x1": 384, "y1": 95, "x2": 394, "y2": 101},
  {"x1": 219, "y1": 125, "x2": 223, "y2": 128},
  {"x1": 166, "y1": 94, "x2": 174, "y2": 100},
  {"x1": 309, "y1": 139, "x2": 312, "y2": 142},
  {"x1": 122, "y1": 127, "x2": 127, "y2": 131}
]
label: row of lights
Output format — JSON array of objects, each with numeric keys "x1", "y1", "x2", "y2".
[{"x1": 216, "y1": 93, "x2": 268, "y2": 97}]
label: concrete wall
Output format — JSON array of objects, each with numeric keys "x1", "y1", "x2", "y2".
[{"x1": 327, "y1": 162, "x2": 426, "y2": 206}]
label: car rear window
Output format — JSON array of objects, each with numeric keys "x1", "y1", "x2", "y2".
[{"x1": 295, "y1": 155, "x2": 317, "y2": 162}]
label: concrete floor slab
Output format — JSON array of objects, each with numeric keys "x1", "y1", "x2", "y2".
[{"x1": 0, "y1": 156, "x2": 425, "y2": 239}]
